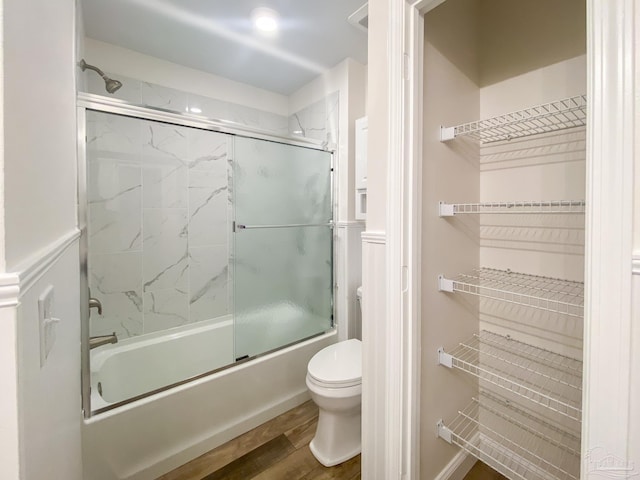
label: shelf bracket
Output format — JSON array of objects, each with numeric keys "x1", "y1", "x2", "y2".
[
  {"x1": 438, "y1": 201, "x2": 455, "y2": 217},
  {"x1": 440, "y1": 126, "x2": 455, "y2": 142},
  {"x1": 438, "y1": 347, "x2": 453, "y2": 368},
  {"x1": 437, "y1": 420, "x2": 452, "y2": 443},
  {"x1": 438, "y1": 275, "x2": 454, "y2": 292}
]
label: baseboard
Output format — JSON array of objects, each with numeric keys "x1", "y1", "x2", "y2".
[
  {"x1": 434, "y1": 447, "x2": 476, "y2": 480},
  {"x1": 124, "y1": 390, "x2": 311, "y2": 480}
]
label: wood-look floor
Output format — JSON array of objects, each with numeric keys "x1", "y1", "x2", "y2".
[
  {"x1": 157, "y1": 401, "x2": 360, "y2": 480},
  {"x1": 157, "y1": 400, "x2": 504, "y2": 480},
  {"x1": 463, "y1": 461, "x2": 508, "y2": 480}
]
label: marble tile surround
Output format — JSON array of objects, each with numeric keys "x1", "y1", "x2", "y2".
[
  {"x1": 84, "y1": 72, "x2": 289, "y2": 136},
  {"x1": 84, "y1": 74, "x2": 340, "y2": 342},
  {"x1": 87, "y1": 111, "x2": 231, "y2": 338},
  {"x1": 288, "y1": 92, "x2": 339, "y2": 150},
  {"x1": 84, "y1": 71, "x2": 337, "y2": 144}
]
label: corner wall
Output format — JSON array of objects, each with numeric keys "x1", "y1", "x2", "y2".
[
  {"x1": 4, "y1": 0, "x2": 78, "y2": 271},
  {"x1": 420, "y1": 1, "x2": 481, "y2": 478},
  {"x1": 0, "y1": 0, "x2": 83, "y2": 479}
]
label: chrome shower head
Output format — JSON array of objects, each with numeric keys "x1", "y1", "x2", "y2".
[
  {"x1": 105, "y1": 78, "x2": 123, "y2": 94},
  {"x1": 78, "y1": 59, "x2": 123, "y2": 94}
]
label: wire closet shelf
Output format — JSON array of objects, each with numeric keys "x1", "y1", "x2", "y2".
[
  {"x1": 440, "y1": 95, "x2": 587, "y2": 144},
  {"x1": 438, "y1": 391, "x2": 580, "y2": 480},
  {"x1": 438, "y1": 268, "x2": 584, "y2": 318},
  {"x1": 438, "y1": 330, "x2": 583, "y2": 421},
  {"x1": 438, "y1": 200, "x2": 586, "y2": 216}
]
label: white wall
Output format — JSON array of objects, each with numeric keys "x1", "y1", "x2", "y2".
[
  {"x1": 421, "y1": 2, "x2": 481, "y2": 478},
  {"x1": 0, "y1": 1, "x2": 17, "y2": 474},
  {"x1": 478, "y1": 0, "x2": 586, "y2": 87},
  {"x1": 0, "y1": 305, "x2": 19, "y2": 479},
  {"x1": 85, "y1": 38, "x2": 289, "y2": 116},
  {"x1": 632, "y1": 10, "x2": 640, "y2": 468},
  {"x1": 365, "y1": 0, "x2": 389, "y2": 233},
  {"x1": 17, "y1": 242, "x2": 82, "y2": 480},
  {"x1": 0, "y1": 0, "x2": 83, "y2": 479},
  {"x1": 3, "y1": 0, "x2": 78, "y2": 271}
]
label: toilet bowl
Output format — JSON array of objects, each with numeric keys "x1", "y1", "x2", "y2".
[{"x1": 306, "y1": 338, "x2": 362, "y2": 467}]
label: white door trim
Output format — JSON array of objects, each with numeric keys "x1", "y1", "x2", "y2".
[
  {"x1": 381, "y1": 0, "x2": 639, "y2": 479},
  {"x1": 378, "y1": 0, "x2": 435, "y2": 478},
  {"x1": 582, "y1": 0, "x2": 637, "y2": 477}
]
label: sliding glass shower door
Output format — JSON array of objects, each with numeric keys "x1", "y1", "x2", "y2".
[
  {"x1": 82, "y1": 106, "x2": 333, "y2": 414},
  {"x1": 233, "y1": 137, "x2": 333, "y2": 359}
]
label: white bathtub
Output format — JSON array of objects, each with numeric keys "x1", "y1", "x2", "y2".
[
  {"x1": 90, "y1": 317, "x2": 234, "y2": 409},
  {"x1": 83, "y1": 321, "x2": 337, "y2": 480}
]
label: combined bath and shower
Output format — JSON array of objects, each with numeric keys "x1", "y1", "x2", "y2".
[{"x1": 78, "y1": 59, "x2": 123, "y2": 94}]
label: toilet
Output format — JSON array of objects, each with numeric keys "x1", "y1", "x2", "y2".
[
  {"x1": 306, "y1": 339, "x2": 362, "y2": 466},
  {"x1": 306, "y1": 287, "x2": 363, "y2": 467}
]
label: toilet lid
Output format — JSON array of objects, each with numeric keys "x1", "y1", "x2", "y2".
[{"x1": 308, "y1": 339, "x2": 362, "y2": 387}]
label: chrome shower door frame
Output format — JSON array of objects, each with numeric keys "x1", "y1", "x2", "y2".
[{"x1": 77, "y1": 93, "x2": 335, "y2": 418}]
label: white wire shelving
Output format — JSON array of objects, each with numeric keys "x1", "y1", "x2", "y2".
[
  {"x1": 438, "y1": 200, "x2": 586, "y2": 217},
  {"x1": 440, "y1": 95, "x2": 587, "y2": 144},
  {"x1": 437, "y1": 391, "x2": 580, "y2": 480},
  {"x1": 438, "y1": 330, "x2": 583, "y2": 421},
  {"x1": 438, "y1": 268, "x2": 584, "y2": 317}
]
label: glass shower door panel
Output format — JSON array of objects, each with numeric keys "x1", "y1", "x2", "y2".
[
  {"x1": 86, "y1": 110, "x2": 235, "y2": 409},
  {"x1": 233, "y1": 137, "x2": 332, "y2": 226},
  {"x1": 234, "y1": 226, "x2": 333, "y2": 358},
  {"x1": 234, "y1": 137, "x2": 333, "y2": 359}
]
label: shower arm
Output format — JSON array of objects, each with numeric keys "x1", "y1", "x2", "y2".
[
  {"x1": 78, "y1": 59, "x2": 108, "y2": 80},
  {"x1": 78, "y1": 59, "x2": 123, "y2": 94}
]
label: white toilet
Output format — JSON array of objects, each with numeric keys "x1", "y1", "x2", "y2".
[{"x1": 306, "y1": 287, "x2": 363, "y2": 467}]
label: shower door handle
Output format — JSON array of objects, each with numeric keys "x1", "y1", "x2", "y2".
[
  {"x1": 89, "y1": 297, "x2": 103, "y2": 316},
  {"x1": 235, "y1": 222, "x2": 333, "y2": 230}
]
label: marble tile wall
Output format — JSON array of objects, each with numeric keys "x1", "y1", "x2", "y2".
[
  {"x1": 87, "y1": 110, "x2": 231, "y2": 339},
  {"x1": 288, "y1": 91, "x2": 339, "y2": 150},
  {"x1": 84, "y1": 73, "x2": 340, "y2": 343},
  {"x1": 84, "y1": 72, "x2": 289, "y2": 135}
]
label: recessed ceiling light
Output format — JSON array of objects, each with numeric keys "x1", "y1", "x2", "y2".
[
  {"x1": 252, "y1": 7, "x2": 279, "y2": 34},
  {"x1": 189, "y1": 107, "x2": 202, "y2": 114}
]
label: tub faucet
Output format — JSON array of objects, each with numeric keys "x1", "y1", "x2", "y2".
[
  {"x1": 90, "y1": 333, "x2": 118, "y2": 349},
  {"x1": 89, "y1": 297, "x2": 103, "y2": 315}
]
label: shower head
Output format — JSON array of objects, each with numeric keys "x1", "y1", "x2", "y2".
[
  {"x1": 78, "y1": 59, "x2": 123, "y2": 94},
  {"x1": 105, "y1": 78, "x2": 123, "y2": 94}
]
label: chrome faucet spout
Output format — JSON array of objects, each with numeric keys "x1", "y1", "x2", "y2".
[
  {"x1": 89, "y1": 333, "x2": 118, "y2": 350},
  {"x1": 89, "y1": 297, "x2": 103, "y2": 315}
]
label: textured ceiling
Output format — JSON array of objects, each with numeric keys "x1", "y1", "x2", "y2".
[{"x1": 82, "y1": 0, "x2": 368, "y2": 95}]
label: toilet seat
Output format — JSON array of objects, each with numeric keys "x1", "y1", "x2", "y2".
[{"x1": 307, "y1": 339, "x2": 362, "y2": 388}]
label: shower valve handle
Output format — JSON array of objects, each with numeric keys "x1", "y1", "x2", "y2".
[{"x1": 89, "y1": 297, "x2": 103, "y2": 316}]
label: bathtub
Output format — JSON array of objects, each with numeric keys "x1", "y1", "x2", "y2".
[
  {"x1": 90, "y1": 317, "x2": 234, "y2": 409},
  {"x1": 82, "y1": 321, "x2": 337, "y2": 480}
]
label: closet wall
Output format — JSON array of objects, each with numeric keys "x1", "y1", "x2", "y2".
[
  {"x1": 421, "y1": 1, "x2": 586, "y2": 479},
  {"x1": 421, "y1": 2, "x2": 480, "y2": 477}
]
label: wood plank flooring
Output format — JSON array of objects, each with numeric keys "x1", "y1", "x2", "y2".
[
  {"x1": 158, "y1": 400, "x2": 504, "y2": 480},
  {"x1": 157, "y1": 401, "x2": 360, "y2": 480},
  {"x1": 463, "y1": 461, "x2": 508, "y2": 480}
]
